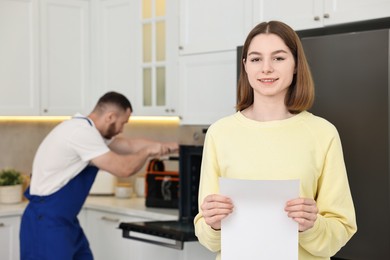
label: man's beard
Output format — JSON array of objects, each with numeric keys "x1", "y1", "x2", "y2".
[{"x1": 104, "y1": 122, "x2": 117, "y2": 139}]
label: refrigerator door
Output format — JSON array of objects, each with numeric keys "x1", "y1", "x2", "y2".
[{"x1": 302, "y1": 29, "x2": 390, "y2": 259}]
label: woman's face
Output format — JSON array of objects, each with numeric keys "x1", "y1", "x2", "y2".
[{"x1": 244, "y1": 33, "x2": 296, "y2": 101}]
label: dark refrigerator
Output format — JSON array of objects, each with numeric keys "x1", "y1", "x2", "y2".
[{"x1": 300, "y1": 27, "x2": 390, "y2": 259}]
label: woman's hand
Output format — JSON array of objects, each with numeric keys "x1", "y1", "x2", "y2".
[
  {"x1": 285, "y1": 198, "x2": 318, "y2": 232},
  {"x1": 201, "y1": 194, "x2": 234, "y2": 231}
]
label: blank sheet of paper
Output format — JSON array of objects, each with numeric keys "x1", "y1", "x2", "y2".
[{"x1": 220, "y1": 178, "x2": 299, "y2": 260}]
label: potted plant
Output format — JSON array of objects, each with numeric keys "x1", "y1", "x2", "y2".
[{"x1": 0, "y1": 168, "x2": 24, "y2": 204}]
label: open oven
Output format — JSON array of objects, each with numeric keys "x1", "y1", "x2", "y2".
[{"x1": 118, "y1": 145, "x2": 203, "y2": 250}]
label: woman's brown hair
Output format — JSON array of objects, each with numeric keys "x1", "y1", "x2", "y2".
[{"x1": 236, "y1": 21, "x2": 315, "y2": 113}]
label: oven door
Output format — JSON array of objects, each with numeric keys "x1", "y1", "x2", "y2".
[{"x1": 118, "y1": 220, "x2": 196, "y2": 250}]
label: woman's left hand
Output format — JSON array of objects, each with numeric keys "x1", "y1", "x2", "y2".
[{"x1": 285, "y1": 198, "x2": 318, "y2": 232}]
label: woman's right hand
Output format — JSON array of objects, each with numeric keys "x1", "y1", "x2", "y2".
[{"x1": 200, "y1": 194, "x2": 234, "y2": 230}]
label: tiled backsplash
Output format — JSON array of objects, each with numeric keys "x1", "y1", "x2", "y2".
[{"x1": 0, "y1": 119, "x2": 181, "y2": 177}]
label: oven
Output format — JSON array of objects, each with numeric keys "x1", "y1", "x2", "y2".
[{"x1": 118, "y1": 145, "x2": 208, "y2": 254}]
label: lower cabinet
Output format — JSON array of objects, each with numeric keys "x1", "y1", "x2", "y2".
[
  {"x1": 0, "y1": 215, "x2": 21, "y2": 260},
  {"x1": 82, "y1": 208, "x2": 216, "y2": 260},
  {"x1": 83, "y1": 209, "x2": 152, "y2": 260},
  {"x1": 128, "y1": 238, "x2": 216, "y2": 260}
]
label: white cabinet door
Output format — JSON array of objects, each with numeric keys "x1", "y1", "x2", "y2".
[
  {"x1": 253, "y1": 0, "x2": 323, "y2": 31},
  {"x1": 85, "y1": 209, "x2": 152, "y2": 260},
  {"x1": 0, "y1": 0, "x2": 40, "y2": 116},
  {"x1": 0, "y1": 215, "x2": 21, "y2": 260},
  {"x1": 40, "y1": 0, "x2": 90, "y2": 116},
  {"x1": 179, "y1": 51, "x2": 237, "y2": 125},
  {"x1": 179, "y1": 0, "x2": 253, "y2": 55},
  {"x1": 90, "y1": 0, "x2": 137, "y2": 113},
  {"x1": 133, "y1": 0, "x2": 179, "y2": 116},
  {"x1": 324, "y1": 0, "x2": 390, "y2": 26},
  {"x1": 253, "y1": 0, "x2": 390, "y2": 31}
]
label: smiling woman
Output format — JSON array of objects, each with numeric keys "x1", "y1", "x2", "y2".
[{"x1": 194, "y1": 20, "x2": 356, "y2": 260}]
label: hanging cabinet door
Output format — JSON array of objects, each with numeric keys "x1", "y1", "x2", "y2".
[{"x1": 133, "y1": 0, "x2": 179, "y2": 116}]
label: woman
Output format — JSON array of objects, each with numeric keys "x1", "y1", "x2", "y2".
[{"x1": 194, "y1": 21, "x2": 357, "y2": 260}]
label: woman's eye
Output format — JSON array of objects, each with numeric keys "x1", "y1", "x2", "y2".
[
  {"x1": 250, "y1": 58, "x2": 261, "y2": 62},
  {"x1": 274, "y1": 57, "x2": 285, "y2": 61}
]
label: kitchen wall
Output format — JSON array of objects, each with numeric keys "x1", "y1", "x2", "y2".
[{"x1": 0, "y1": 119, "x2": 181, "y2": 181}]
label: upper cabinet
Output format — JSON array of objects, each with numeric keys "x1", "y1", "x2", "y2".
[
  {"x1": 322, "y1": 0, "x2": 390, "y2": 26},
  {"x1": 0, "y1": 0, "x2": 39, "y2": 115},
  {"x1": 40, "y1": 0, "x2": 91, "y2": 115},
  {"x1": 92, "y1": 0, "x2": 179, "y2": 116},
  {"x1": 254, "y1": 0, "x2": 390, "y2": 31},
  {"x1": 0, "y1": 0, "x2": 90, "y2": 116},
  {"x1": 1, "y1": 0, "x2": 389, "y2": 118},
  {"x1": 179, "y1": 0, "x2": 253, "y2": 55},
  {"x1": 179, "y1": 51, "x2": 236, "y2": 125},
  {"x1": 90, "y1": 0, "x2": 137, "y2": 113},
  {"x1": 133, "y1": 0, "x2": 179, "y2": 116}
]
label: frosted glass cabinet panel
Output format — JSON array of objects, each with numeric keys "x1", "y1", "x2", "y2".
[{"x1": 134, "y1": 0, "x2": 178, "y2": 116}]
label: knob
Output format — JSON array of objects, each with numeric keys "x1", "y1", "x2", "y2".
[
  {"x1": 323, "y1": 13, "x2": 330, "y2": 19},
  {"x1": 314, "y1": 16, "x2": 320, "y2": 21},
  {"x1": 43, "y1": 108, "x2": 48, "y2": 113},
  {"x1": 179, "y1": 46, "x2": 183, "y2": 50}
]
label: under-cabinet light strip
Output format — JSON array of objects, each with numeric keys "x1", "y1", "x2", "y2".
[{"x1": 0, "y1": 116, "x2": 181, "y2": 123}]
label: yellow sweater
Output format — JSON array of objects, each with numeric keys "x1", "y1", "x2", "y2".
[{"x1": 194, "y1": 111, "x2": 357, "y2": 260}]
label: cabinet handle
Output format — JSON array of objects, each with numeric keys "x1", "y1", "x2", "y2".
[
  {"x1": 323, "y1": 13, "x2": 330, "y2": 19},
  {"x1": 314, "y1": 16, "x2": 320, "y2": 21},
  {"x1": 0, "y1": 223, "x2": 4, "y2": 227},
  {"x1": 101, "y1": 216, "x2": 120, "y2": 223},
  {"x1": 43, "y1": 108, "x2": 48, "y2": 113},
  {"x1": 179, "y1": 46, "x2": 183, "y2": 50}
]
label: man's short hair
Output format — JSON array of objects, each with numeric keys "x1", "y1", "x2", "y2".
[{"x1": 96, "y1": 91, "x2": 133, "y2": 112}]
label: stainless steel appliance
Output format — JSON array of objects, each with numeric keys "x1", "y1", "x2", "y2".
[
  {"x1": 119, "y1": 145, "x2": 204, "y2": 250},
  {"x1": 299, "y1": 19, "x2": 390, "y2": 260}
]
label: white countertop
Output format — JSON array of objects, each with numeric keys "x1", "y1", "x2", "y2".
[
  {"x1": 0, "y1": 195, "x2": 179, "y2": 221},
  {"x1": 0, "y1": 201, "x2": 28, "y2": 217},
  {"x1": 84, "y1": 195, "x2": 178, "y2": 221}
]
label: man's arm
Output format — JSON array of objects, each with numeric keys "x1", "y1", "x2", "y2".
[
  {"x1": 108, "y1": 135, "x2": 178, "y2": 155},
  {"x1": 91, "y1": 138, "x2": 178, "y2": 177}
]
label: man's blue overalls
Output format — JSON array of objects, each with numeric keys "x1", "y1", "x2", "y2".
[{"x1": 20, "y1": 118, "x2": 99, "y2": 260}]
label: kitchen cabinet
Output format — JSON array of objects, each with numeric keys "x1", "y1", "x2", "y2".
[
  {"x1": 0, "y1": 0, "x2": 40, "y2": 115},
  {"x1": 40, "y1": 0, "x2": 91, "y2": 115},
  {"x1": 91, "y1": 0, "x2": 180, "y2": 116},
  {"x1": 126, "y1": 236, "x2": 215, "y2": 260},
  {"x1": 179, "y1": 0, "x2": 252, "y2": 55},
  {"x1": 0, "y1": 0, "x2": 91, "y2": 116},
  {"x1": 0, "y1": 215, "x2": 21, "y2": 260},
  {"x1": 90, "y1": 0, "x2": 137, "y2": 113},
  {"x1": 133, "y1": 0, "x2": 179, "y2": 116},
  {"x1": 253, "y1": 0, "x2": 390, "y2": 31},
  {"x1": 179, "y1": 51, "x2": 236, "y2": 125},
  {"x1": 84, "y1": 208, "x2": 154, "y2": 260}
]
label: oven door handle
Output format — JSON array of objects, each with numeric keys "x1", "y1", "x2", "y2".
[{"x1": 121, "y1": 229, "x2": 184, "y2": 250}]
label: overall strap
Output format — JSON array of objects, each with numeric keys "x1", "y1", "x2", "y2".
[{"x1": 72, "y1": 116, "x2": 93, "y2": 126}]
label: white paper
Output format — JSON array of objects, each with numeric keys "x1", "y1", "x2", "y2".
[{"x1": 220, "y1": 178, "x2": 300, "y2": 260}]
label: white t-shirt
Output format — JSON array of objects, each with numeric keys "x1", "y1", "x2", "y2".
[{"x1": 30, "y1": 114, "x2": 111, "y2": 196}]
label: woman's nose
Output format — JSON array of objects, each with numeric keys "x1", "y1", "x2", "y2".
[{"x1": 261, "y1": 59, "x2": 274, "y2": 74}]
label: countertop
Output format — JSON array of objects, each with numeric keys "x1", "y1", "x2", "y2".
[{"x1": 0, "y1": 195, "x2": 179, "y2": 221}]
